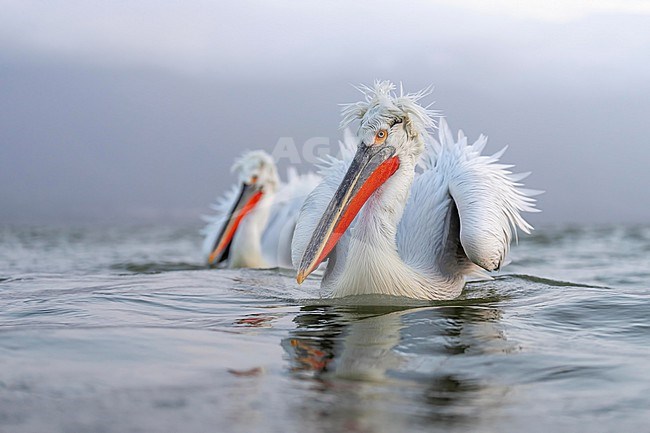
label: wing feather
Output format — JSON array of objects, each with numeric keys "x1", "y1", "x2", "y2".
[
  {"x1": 399, "y1": 119, "x2": 538, "y2": 279},
  {"x1": 442, "y1": 119, "x2": 537, "y2": 271}
]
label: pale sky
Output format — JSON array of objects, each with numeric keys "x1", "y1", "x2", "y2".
[{"x1": 1, "y1": 0, "x2": 650, "y2": 225}]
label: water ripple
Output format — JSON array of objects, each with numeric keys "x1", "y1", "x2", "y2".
[{"x1": 1, "y1": 225, "x2": 650, "y2": 432}]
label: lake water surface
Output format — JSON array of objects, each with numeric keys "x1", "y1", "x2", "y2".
[{"x1": 1, "y1": 224, "x2": 649, "y2": 432}]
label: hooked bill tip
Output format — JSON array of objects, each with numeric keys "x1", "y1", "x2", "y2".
[
  {"x1": 296, "y1": 271, "x2": 307, "y2": 284},
  {"x1": 208, "y1": 250, "x2": 219, "y2": 265}
]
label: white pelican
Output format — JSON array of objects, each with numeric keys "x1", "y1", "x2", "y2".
[
  {"x1": 202, "y1": 150, "x2": 320, "y2": 269},
  {"x1": 292, "y1": 81, "x2": 538, "y2": 300}
]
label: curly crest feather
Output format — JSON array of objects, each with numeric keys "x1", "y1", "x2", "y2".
[{"x1": 340, "y1": 80, "x2": 438, "y2": 142}]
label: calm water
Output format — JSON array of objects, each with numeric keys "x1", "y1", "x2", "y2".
[{"x1": 0, "y1": 224, "x2": 649, "y2": 433}]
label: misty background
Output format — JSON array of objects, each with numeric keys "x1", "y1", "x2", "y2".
[{"x1": 1, "y1": 0, "x2": 649, "y2": 227}]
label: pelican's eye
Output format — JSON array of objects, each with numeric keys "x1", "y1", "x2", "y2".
[
  {"x1": 250, "y1": 175, "x2": 259, "y2": 184},
  {"x1": 374, "y1": 129, "x2": 388, "y2": 145}
]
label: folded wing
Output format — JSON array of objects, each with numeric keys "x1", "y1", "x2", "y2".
[{"x1": 398, "y1": 119, "x2": 539, "y2": 279}]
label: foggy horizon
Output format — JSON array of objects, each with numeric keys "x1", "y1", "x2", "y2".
[{"x1": 2, "y1": 1, "x2": 650, "y2": 227}]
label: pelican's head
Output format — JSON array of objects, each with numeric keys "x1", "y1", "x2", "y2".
[
  {"x1": 231, "y1": 150, "x2": 279, "y2": 194},
  {"x1": 207, "y1": 150, "x2": 279, "y2": 265},
  {"x1": 296, "y1": 81, "x2": 436, "y2": 283},
  {"x1": 341, "y1": 80, "x2": 435, "y2": 165}
]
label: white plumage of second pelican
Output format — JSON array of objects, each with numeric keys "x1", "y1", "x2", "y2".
[
  {"x1": 202, "y1": 150, "x2": 320, "y2": 269},
  {"x1": 292, "y1": 81, "x2": 539, "y2": 300}
]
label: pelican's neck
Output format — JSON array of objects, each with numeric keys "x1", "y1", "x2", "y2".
[
  {"x1": 328, "y1": 159, "x2": 464, "y2": 300},
  {"x1": 356, "y1": 160, "x2": 413, "y2": 250},
  {"x1": 229, "y1": 192, "x2": 273, "y2": 268},
  {"x1": 329, "y1": 160, "x2": 420, "y2": 296}
]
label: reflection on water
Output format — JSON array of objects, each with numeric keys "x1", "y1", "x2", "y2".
[{"x1": 282, "y1": 301, "x2": 515, "y2": 432}]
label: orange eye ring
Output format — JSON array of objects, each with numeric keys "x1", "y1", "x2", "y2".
[
  {"x1": 374, "y1": 129, "x2": 388, "y2": 145},
  {"x1": 251, "y1": 175, "x2": 259, "y2": 184}
]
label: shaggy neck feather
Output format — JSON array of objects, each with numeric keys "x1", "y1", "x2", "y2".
[{"x1": 329, "y1": 160, "x2": 464, "y2": 300}]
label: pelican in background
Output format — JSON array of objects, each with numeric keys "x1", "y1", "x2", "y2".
[
  {"x1": 202, "y1": 150, "x2": 320, "y2": 269},
  {"x1": 292, "y1": 81, "x2": 539, "y2": 300}
]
